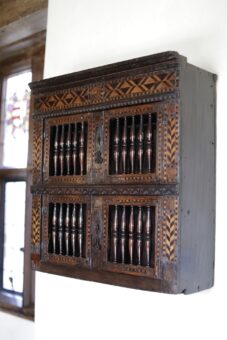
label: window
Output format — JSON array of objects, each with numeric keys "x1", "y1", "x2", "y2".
[
  {"x1": 1, "y1": 71, "x2": 32, "y2": 168},
  {"x1": 2, "y1": 181, "x2": 26, "y2": 293},
  {"x1": 0, "y1": 53, "x2": 44, "y2": 317},
  {"x1": 0, "y1": 70, "x2": 31, "y2": 313}
]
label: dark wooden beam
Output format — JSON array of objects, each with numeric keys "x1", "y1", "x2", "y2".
[
  {"x1": 0, "y1": 1, "x2": 47, "y2": 62},
  {"x1": 0, "y1": 9, "x2": 47, "y2": 48},
  {"x1": 0, "y1": 0, "x2": 47, "y2": 27},
  {"x1": 0, "y1": 30, "x2": 46, "y2": 64}
]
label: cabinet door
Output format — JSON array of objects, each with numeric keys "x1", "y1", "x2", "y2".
[
  {"x1": 41, "y1": 194, "x2": 92, "y2": 268},
  {"x1": 41, "y1": 102, "x2": 179, "y2": 185},
  {"x1": 92, "y1": 195, "x2": 179, "y2": 279},
  {"x1": 43, "y1": 113, "x2": 93, "y2": 184},
  {"x1": 92, "y1": 102, "x2": 179, "y2": 184}
]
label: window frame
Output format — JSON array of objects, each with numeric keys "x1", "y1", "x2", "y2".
[{"x1": 0, "y1": 50, "x2": 44, "y2": 318}]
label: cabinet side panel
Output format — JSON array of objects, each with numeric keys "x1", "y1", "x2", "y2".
[{"x1": 179, "y1": 64, "x2": 216, "y2": 293}]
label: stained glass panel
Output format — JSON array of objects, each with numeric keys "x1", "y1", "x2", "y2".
[
  {"x1": 2, "y1": 181, "x2": 26, "y2": 293},
  {"x1": 2, "y1": 71, "x2": 32, "y2": 168}
]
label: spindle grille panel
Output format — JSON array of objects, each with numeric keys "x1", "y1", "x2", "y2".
[
  {"x1": 42, "y1": 195, "x2": 91, "y2": 266},
  {"x1": 43, "y1": 114, "x2": 92, "y2": 184},
  {"x1": 103, "y1": 103, "x2": 169, "y2": 185},
  {"x1": 48, "y1": 203, "x2": 86, "y2": 258},
  {"x1": 30, "y1": 52, "x2": 216, "y2": 294},
  {"x1": 109, "y1": 113, "x2": 157, "y2": 175},
  {"x1": 108, "y1": 205, "x2": 155, "y2": 267},
  {"x1": 49, "y1": 123, "x2": 88, "y2": 176},
  {"x1": 102, "y1": 196, "x2": 160, "y2": 278}
]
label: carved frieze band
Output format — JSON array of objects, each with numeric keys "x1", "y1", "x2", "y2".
[
  {"x1": 31, "y1": 184, "x2": 179, "y2": 196},
  {"x1": 34, "y1": 71, "x2": 177, "y2": 113},
  {"x1": 31, "y1": 195, "x2": 41, "y2": 269},
  {"x1": 32, "y1": 120, "x2": 43, "y2": 185}
]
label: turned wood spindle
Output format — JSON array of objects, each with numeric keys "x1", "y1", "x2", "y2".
[
  {"x1": 79, "y1": 122, "x2": 85, "y2": 175},
  {"x1": 122, "y1": 117, "x2": 127, "y2": 174},
  {"x1": 78, "y1": 204, "x2": 83, "y2": 257},
  {"x1": 58, "y1": 203, "x2": 63, "y2": 255},
  {"x1": 53, "y1": 126, "x2": 59, "y2": 176},
  {"x1": 146, "y1": 113, "x2": 152, "y2": 172},
  {"x1": 52, "y1": 203, "x2": 57, "y2": 254},
  {"x1": 72, "y1": 123, "x2": 78, "y2": 175},
  {"x1": 136, "y1": 206, "x2": 143, "y2": 265},
  {"x1": 71, "y1": 204, "x2": 77, "y2": 256},
  {"x1": 112, "y1": 205, "x2": 118, "y2": 263},
  {"x1": 65, "y1": 204, "x2": 70, "y2": 256},
  {"x1": 120, "y1": 205, "x2": 126, "y2": 264},
  {"x1": 66, "y1": 124, "x2": 72, "y2": 175},
  {"x1": 128, "y1": 205, "x2": 134, "y2": 264},
  {"x1": 144, "y1": 206, "x2": 151, "y2": 266},
  {"x1": 138, "y1": 115, "x2": 144, "y2": 173},
  {"x1": 129, "y1": 116, "x2": 135, "y2": 173},
  {"x1": 59, "y1": 125, "x2": 65, "y2": 176},
  {"x1": 113, "y1": 118, "x2": 120, "y2": 174}
]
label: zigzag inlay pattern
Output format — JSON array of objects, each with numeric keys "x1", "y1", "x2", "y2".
[
  {"x1": 32, "y1": 121, "x2": 42, "y2": 183},
  {"x1": 32, "y1": 196, "x2": 41, "y2": 246},
  {"x1": 164, "y1": 212, "x2": 176, "y2": 261},
  {"x1": 35, "y1": 71, "x2": 177, "y2": 113},
  {"x1": 104, "y1": 73, "x2": 176, "y2": 99},
  {"x1": 166, "y1": 118, "x2": 177, "y2": 164}
]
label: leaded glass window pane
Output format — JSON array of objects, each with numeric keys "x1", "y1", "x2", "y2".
[{"x1": 2, "y1": 71, "x2": 32, "y2": 168}]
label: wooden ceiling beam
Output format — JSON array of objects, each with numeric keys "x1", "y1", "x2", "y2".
[
  {"x1": 0, "y1": 0, "x2": 47, "y2": 62},
  {"x1": 0, "y1": 0, "x2": 47, "y2": 27}
]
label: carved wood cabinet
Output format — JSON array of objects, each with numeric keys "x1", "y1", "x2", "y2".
[{"x1": 30, "y1": 51, "x2": 216, "y2": 294}]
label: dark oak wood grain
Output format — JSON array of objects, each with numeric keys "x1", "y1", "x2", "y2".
[{"x1": 30, "y1": 51, "x2": 216, "y2": 294}]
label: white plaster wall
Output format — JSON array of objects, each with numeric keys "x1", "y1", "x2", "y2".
[
  {"x1": 0, "y1": 311, "x2": 34, "y2": 340},
  {"x1": 35, "y1": 1, "x2": 227, "y2": 339}
]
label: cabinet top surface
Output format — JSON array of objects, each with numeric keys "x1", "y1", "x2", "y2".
[
  {"x1": 30, "y1": 51, "x2": 183, "y2": 94},
  {"x1": 30, "y1": 51, "x2": 187, "y2": 116}
]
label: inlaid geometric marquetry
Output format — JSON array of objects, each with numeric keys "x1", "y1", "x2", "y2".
[
  {"x1": 103, "y1": 73, "x2": 176, "y2": 99},
  {"x1": 162, "y1": 199, "x2": 178, "y2": 262},
  {"x1": 32, "y1": 120, "x2": 43, "y2": 184},
  {"x1": 34, "y1": 71, "x2": 177, "y2": 113},
  {"x1": 30, "y1": 51, "x2": 216, "y2": 294},
  {"x1": 32, "y1": 196, "x2": 41, "y2": 245},
  {"x1": 166, "y1": 118, "x2": 177, "y2": 165},
  {"x1": 31, "y1": 195, "x2": 41, "y2": 268},
  {"x1": 163, "y1": 213, "x2": 176, "y2": 261},
  {"x1": 163, "y1": 107, "x2": 179, "y2": 182}
]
